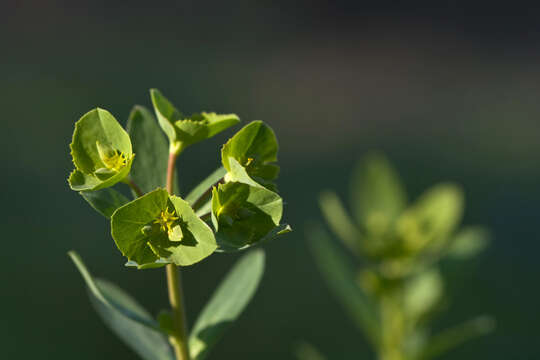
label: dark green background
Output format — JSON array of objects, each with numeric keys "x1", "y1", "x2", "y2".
[{"x1": 2, "y1": 2, "x2": 539, "y2": 359}]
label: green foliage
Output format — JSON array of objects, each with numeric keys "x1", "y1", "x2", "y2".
[
  {"x1": 150, "y1": 89, "x2": 240, "y2": 154},
  {"x1": 185, "y1": 166, "x2": 227, "y2": 209},
  {"x1": 68, "y1": 252, "x2": 174, "y2": 360},
  {"x1": 211, "y1": 181, "x2": 285, "y2": 251},
  {"x1": 189, "y1": 250, "x2": 265, "y2": 360},
  {"x1": 111, "y1": 189, "x2": 217, "y2": 267},
  {"x1": 68, "y1": 108, "x2": 134, "y2": 191},
  {"x1": 127, "y1": 105, "x2": 169, "y2": 193},
  {"x1": 80, "y1": 188, "x2": 129, "y2": 219},
  {"x1": 66, "y1": 89, "x2": 289, "y2": 360},
  {"x1": 307, "y1": 153, "x2": 493, "y2": 360},
  {"x1": 308, "y1": 225, "x2": 380, "y2": 346},
  {"x1": 222, "y1": 120, "x2": 279, "y2": 191},
  {"x1": 208, "y1": 121, "x2": 290, "y2": 251}
]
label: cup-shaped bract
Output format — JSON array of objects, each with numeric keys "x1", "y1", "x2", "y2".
[
  {"x1": 68, "y1": 108, "x2": 134, "y2": 191},
  {"x1": 150, "y1": 89, "x2": 239, "y2": 153},
  {"x1": 221, "y1": 120, "x2": 279, "y2": 191},
  {"x1": 211, "y1": 181, "x2": 287, "y2": 251},
  {"x1": 111, "y1": 188, "x2": 217, "y2": 268}
]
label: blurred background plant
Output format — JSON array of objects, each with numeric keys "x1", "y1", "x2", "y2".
[{"x1": 301, "y1": 153, "x2": 494, "y2": 360}]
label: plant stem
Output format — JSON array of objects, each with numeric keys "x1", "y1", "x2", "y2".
[
  {"x1": 165, "y1": 151, "x2": 190, "y2": 360},
  {"x1": 167, "y1": 152, "x2": 178, "y2": 195},
  {"x1": 166, "y1": 263, "x2": 190, "y2": 360},
  {"x1": 378, "y1": 289, "x2": 405, "y2": 360},
  {"x1": 125, "y1": 177, "x2": 144, "y2": 197}
]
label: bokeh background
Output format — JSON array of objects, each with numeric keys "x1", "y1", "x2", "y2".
[{"x1": 2, "y1": 1, "x2": 539, "y2": 359}]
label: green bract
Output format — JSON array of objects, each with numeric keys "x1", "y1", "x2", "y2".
[
  {"x1": 69, "y1": 108, "x2": 134, "y2": 191},
  {"x1": 211, "y1": 121, "x2": 290, "y2": 251},
  {"x1": 150, "y1": 89, "x2": 240, "y2": 154},
  {"x1": 111, "y1": 188, "x2": 217, "y2": 267},
  {"x1": 211, "y1": 181, "x2": 284, "y2": 251},
  {"x1": 221, "y1": 120, "x2": 279, "y2": 190}
]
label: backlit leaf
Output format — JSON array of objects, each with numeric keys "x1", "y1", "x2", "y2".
[
  {"x1": 189, "y1": 250, "x2": 265, "y2": 360},
  {"x1": 127, "y1": 105, "x2": 168, "y2": 194},
  {"x1": 68, "y1": 251, "x2": 173, "y2": 360},
  {"x1": 68, "y1": 108, "x2": 133, "y2": 191}
]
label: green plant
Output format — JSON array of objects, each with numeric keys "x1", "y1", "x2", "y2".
[
  {"x1": 67, "y1": 89, "x2": 291, "y2": 360},
  {"x1": 301, "y1": 153, "x2": 494, "y2": 360}
]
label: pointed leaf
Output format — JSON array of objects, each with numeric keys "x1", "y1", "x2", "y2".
[
  {"x1": 68, "y1": 108, "x2": 134, "y2": 191},
  {"x1": 127, "y1": 105, "x2": 169, "y2": 194},
  {"x1": 150, "y1": 89, "x2": 239, "y2": 152},
  {"x1": 318, "y1": 191, "x2": 362, "y2": 255},
  {"x1": 68, "y1": 251, "x2": 174, "y2": 360},
  {"x1": 308, "y1": 226, "x2": 380, "y2": 346},
  {"x1": 185, "y1": 167, "x2": 227, "y2": 208},
  {"x1": 174, "y1": 112, "x2": 240, "y2": 150},
  {"x1": 189, "y1": 250, "x2": 265, "y2": 360},
  {"x1": 150, "y1": 89, "x2": 182, "y2": 148},
  {"x1": 350, "y1": 152, "x2": 407, "y2": 231},
  {"x1": 81, "y1": 188, "x2": 129, "y2": 218}
]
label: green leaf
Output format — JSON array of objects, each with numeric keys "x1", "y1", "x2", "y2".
[
  {"x1": 397, "y1": 183, "x2": 464, "y2": 253},
  {"x1": 211, "y1": 181, "x2": 283, "y2": 251},
  {"x1": 419, "y1": 316, "x2": 495, "y2": 360},
  {"x1": 318, "y1": 191, "x2": 362, "y2": 255},
  {"x1": 150, "y1": 89, "x2": 182, "y2": 148},
  {"x1": 68, "y1": 251, "x2": 174, "y2": 360},
  {"x1": 350, "y1": 152, "x2": 406, "y2": 232},
  {"x1": 111, "y1": 189, "x2": 217, "y2": 267},
  {"x1": 222, "y1": 121, "x2": 279, "y2": 190},
  {"x1": 403, "y1": 269, "x2": 443, "y2": 326},
  {"x1": 195, "y1": 199, "x2": 213, "y2": 217},
  {"x1": 189, "y1": 250, "x2": 265, "y2": 360},
  {"x1": 447, "y1": 226, "x2": 490, "y2": 259},
  {"x1": 175, "y1": 112, "x2": 240, "y2": 150},
  {"x1": 215, "y1": 223, "x2": 292, "y2": 253},
  {"x1": 307, "y1": 226, "x2": 380, "y2": 346},
  {"x1": 150, "y1": 89, "x2": 240, "y2": 153},
  {"x1": 127, "y1": 105, "x2": 168, "y2": 194},
  {"x1": 80, "y1": 188, "x2": 129, "y2": 218},
  {"x1": 185, "y1": 167, "x2": 227, "y2": 208},
  {"x1": 167, "y1": 196, "x2": 218, "y2": 265},
  {"x1": 68, "y1": 108, "x2": 134, "y2": 191}
]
